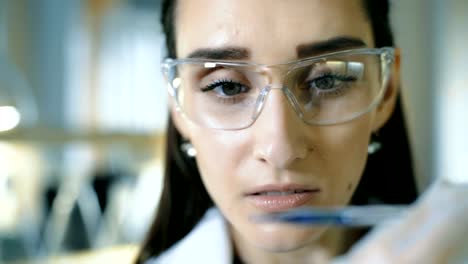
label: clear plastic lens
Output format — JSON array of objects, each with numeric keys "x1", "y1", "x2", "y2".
[
  {"x1": 173, "y1": 64, "x2": 261, "y2": 129},
  {"x1": 164, "y1": 48, "x2": 393, "y2": 130}
]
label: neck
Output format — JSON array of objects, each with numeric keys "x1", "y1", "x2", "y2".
[{"x1": 230, "y1": 226, "x2": 348, "y2": 264}]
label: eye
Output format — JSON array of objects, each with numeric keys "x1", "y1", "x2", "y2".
[
  {"x1": 202, "y1": 80, "x2": 250, "y2": 96},
  {"x1": 217, "y1": 82, "x2": 244, "y2": 96},
  {"x1": 306, "y1": 74, "x2": 357, "y2": 92},
  {"x1": 311, "y1": 75, "x2": 337, "y2": 91}
]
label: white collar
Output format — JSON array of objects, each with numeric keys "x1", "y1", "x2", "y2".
[{"x1": 147, "y1": 208, "x2": 233, "y2": 264}]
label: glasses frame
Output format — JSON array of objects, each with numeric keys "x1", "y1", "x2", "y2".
[{"x1": 162, "y1": 47, "x2": 395, "y2": 130}]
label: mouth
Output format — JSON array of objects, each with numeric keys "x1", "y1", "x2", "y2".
[{"x1": 245, "y1": 184, "x2": 321, "y2": 212}]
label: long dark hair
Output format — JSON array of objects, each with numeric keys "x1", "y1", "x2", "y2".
[{"x1": 136, "y1": 0, "x2": 418, "y2": 262}]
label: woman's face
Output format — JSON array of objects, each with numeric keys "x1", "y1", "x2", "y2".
[{"x1": 173, "y1": 0, "x2": 397, "y2": 253}]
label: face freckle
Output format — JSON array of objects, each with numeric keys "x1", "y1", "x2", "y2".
[{"x1": 347, "y1": 183, "x2": 353, "y2": 191}]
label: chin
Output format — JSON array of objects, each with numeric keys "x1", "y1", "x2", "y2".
[{"x1": 250, "y1": 223, "x2": 329, "y2": 252}]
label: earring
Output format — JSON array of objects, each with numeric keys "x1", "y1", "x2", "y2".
[
  {"x1": 181, "y1": 142, "x2": 197, "y2": 158},
  {"x1": 368, "y1": 133, "x2": 382, "y2": 154}
]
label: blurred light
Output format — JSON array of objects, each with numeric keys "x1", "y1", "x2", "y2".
[
  {"x1": 172, "y1": 77, "x2": 181, "y2": 89},
  {"x1": 0, "y1": 106, "x2": 21, "y2": 132},
  {"x1": 204, "y1": 62, "x2": 216, "y2": 68}
]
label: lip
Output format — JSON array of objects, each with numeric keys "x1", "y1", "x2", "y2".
[{"x1": 244, "y1": 184, "x2": 321, "y2": 212}]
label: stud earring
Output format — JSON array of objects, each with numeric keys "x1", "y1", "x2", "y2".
[
  {"x1": 368, "y1": 133, "x2": 382, "y2": 154},
  {"x1": 181, "y1": 142, "x2": 197, "y2": 158}
]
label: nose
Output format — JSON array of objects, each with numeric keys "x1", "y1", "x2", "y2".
[{"x1": 252, "y1": 88, "x2": 310, "y2": 169}]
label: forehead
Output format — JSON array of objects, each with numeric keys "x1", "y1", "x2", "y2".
[{"x1": 175, "y1": 0, "x2": 374, "y2": 63}]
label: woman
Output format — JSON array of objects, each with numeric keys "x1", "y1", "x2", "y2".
[{"x1": 137, "y1": 0, "x2": 467, "y2": 263}]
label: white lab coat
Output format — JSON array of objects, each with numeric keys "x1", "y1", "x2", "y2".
[{"x1": 146, "y1": 208, "x2": 233, "y2": 264}]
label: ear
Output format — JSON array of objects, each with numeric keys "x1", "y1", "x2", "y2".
[
  {"x1": 372, "y1": 48, "x2": 401, "y2": 132},
  {"x1": 169, "y1": 99, "x2": 192, "y2": 140}
]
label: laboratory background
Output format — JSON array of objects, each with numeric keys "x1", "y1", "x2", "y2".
[{"x1": 0, "y1": 0, "x2": 466, "y2": 263}]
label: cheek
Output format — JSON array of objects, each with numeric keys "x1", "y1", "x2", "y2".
[
  {"x1": 190, "y1": 128, "x2": 251, "y2": 210},
  {"x1": 316, "y1": 118, "x2": 372, "y2": 204}
]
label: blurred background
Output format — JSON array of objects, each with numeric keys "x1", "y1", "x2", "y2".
[{"x1": 0, "y1": 0, "x2": 466, "y2": 263}]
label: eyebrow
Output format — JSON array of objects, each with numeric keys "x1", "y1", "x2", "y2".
[
  {"x1": 296, "y1": 37, "x2": 367, "y2": 58},
  {"x1": 186, "y1": 47, "x2": 250, "y2": 60},
  {"x1": 184, "y1": 36, "x2": 366, "y2": 61}
]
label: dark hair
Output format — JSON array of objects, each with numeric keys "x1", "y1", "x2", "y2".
[{"x1": 136, "y1": 0, "x2": 418, "y2": 262}]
